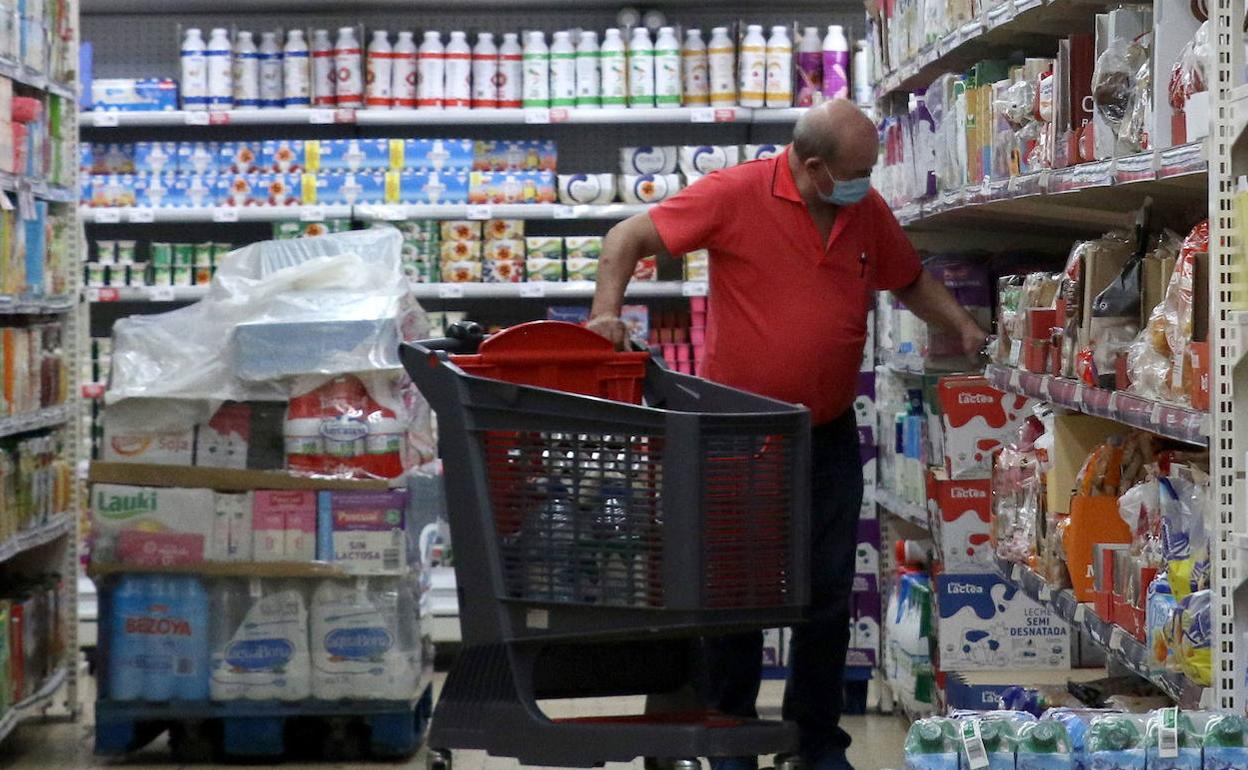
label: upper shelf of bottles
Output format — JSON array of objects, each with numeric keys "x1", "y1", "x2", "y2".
[{"x1": 82, "y1": 106, "x2": 808, "y2": 129}]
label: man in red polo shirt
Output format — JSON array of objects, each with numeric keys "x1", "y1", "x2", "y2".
[{"x1": 589, "y1": 99, "x2": 985, "y2": 770}]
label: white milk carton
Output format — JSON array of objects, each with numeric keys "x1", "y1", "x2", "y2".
[
  {"x1": 936, "y1": 375, "x2": 1039, "y2": 480},
  {"x1": 310, "y1": 577, "x2": 418, "y2": 700},
  {"x1": 936, "y1": 573, "x2": 1070, "y2": 670},
  {"x1": 316, "y1": 490, "x2": 408, "y2": 574},
  {"x1": 210, "y1": 492, "x2": 252, "y2": 561},
  {"x1": 210, "y1": 580, "x2": 311, "y2": 701}
]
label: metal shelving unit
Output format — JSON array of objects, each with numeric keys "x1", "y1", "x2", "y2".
[{"x1": 0, "y1": 405, "x2": 75, "y2": 440}]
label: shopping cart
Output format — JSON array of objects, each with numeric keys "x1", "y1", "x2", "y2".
[{"x1": 400, "y1": 320, "x2": 811, "y2": 769}]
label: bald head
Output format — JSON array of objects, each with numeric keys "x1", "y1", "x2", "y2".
[{"x1": 792, "y1": 98, "x2": 879, "y2": 166}]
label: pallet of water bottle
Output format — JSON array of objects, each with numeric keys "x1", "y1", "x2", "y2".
[{"x1": 95, "y1": 683, "x2": 433, "y2": 762}]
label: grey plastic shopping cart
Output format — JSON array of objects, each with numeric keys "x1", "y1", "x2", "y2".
[{"x1": 401, "y1": 320, "x2": 811, "y2": 769}]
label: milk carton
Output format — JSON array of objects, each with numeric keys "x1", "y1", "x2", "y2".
[
  {"x1": 317, "y1": 490, "x2": 408, "y2": 575},
  {"x1": 282, "y1": 492, "x2": 317, "y2": 562},
  {"x1": 309, "y1": 577, "x2": 418, "y2": 700},
  {"x1": 210, "y1": 492, "x2": 252, "y2": 561},
  {"x1": 91, "y1": 484, "x2": 216, "y2": 565},
  {"x1": 194, "y1": 402, "x2": 250, "y2": 470},
  {"x1": 936, "y1": 573, "x2": 1070, "y2": 670},
  {"x1": 936, "y1": 375, "x2": 1040, "y2": 480},
  {"x1": 927, "y1": 471, "x2": 993, "y2": 573},
  {"x1": 210, "y1": 580, "x2": 311, "y2": 701},
  {"x1": 251, "y1": 491, "x2": 290, "y2": 562}
]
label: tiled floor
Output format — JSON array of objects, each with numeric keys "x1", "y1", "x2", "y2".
[{"x1": 0, "y1": 668, "x2": 907, "y2": 770}]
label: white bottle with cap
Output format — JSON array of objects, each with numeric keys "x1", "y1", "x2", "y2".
[
  {"x1": 765, "y1": 25, "x2": 793, "y2": 108},
  {"x1": 283, "y1": 30, "x2": 310, "y2": 108},
  {"x1": 498, "y1": 32, "x2": 522, "y2": 108},
  {"x1": 627, "y1": 26, "x2": 654, "y2": 108},
  {"x1": 418, "y1": 31, "x2": 445, "y2": 108},
  {"x1": 822, "y1": 25, "x2": 849, "y2": 100},
  {"x1": 575, "y1": 30, "x2": 600, "y2": 108},
  {"x1": 207, "y1": 28, "x2": 233, "y2": 110},
  {"x1": 311, "y1": 29, "x2": 335, "y2": 106},
  {"x1": 391, "y1": 31, "x2": 417, "y2": 108},
  {"x1": 549, "y1": 30, "x2": 576, "y2": 108},
  {"x1": 708, "y1": 26, "x2": 736, "y2": 107},
  {"x1": 522, "y1": 31, "x2": 550, "y2": 109},
  {"x1": 366, "y1": 30, "x2": 393, "y2": 108},
  {"x1": 471, "y1": 32, "x2": 499, "y2": 109},
  {"x1": 444, "y1": 31, "x2": 472, "y2": 108},
  {"x1": 738, "y1": 24, "x2": 766, "y2": 108},
  {"x1": 796, "y1": 26, "x2": 822, "y2": 107},
  {"x1": 600, "y1": 28, "x2": 626, "y2": 107},
  {"x1": 259, "y1": 32, "x2": 283, "y2": 108},
  {"x1": 334, "y1": 27, "x2": 363, "y2": 107},
  {"x1": 852, "y1": 39, "x2": 871, "y2": 105},
  {"x1": 181, "y1": 28, "x2": 208, "y2": 111},
  {"x1": 232, "y1": 31, "x2": 260, "y2": 108},
  {"x1": 681, "y1": 28, "x2": 708, "y2": 107},
  {"x1": 654, "y1": 26, "x2": 681, "y2": 108}
]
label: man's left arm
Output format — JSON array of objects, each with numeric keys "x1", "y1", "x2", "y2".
[{"x1": 893, "y1": 270, "x2": 988, "y2": 358}]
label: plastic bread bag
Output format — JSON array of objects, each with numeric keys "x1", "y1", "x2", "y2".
[
  {"x1": 1163, "y1": 221, "x2": 1205, "y2": 402},
  {"x1": 1168, "y1": 21, "x2": 1210, "y2": 110},
  {"x1": 1088, "y1": 256, "x2": 1143, "y2": 389},
  {"x1": 1092, "y1": 36, "x2": 1149, "y2": 132},
  {"x1": 1159, "y1": 464, "x2": 1208, "y2": 600},
  {"x1": 1121, "y1": 56, "x2": 1152, "y2": 152},
  {"x1": 1118, "y1": 476, "x2": 1160, "y2": 563},
  {"x1": 1175, "y1": 589, "x2": 1212, "y2": 685}
]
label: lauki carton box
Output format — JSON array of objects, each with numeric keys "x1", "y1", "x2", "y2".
[
  {"x1": 926, "y1": 471, "x2": 994, "y2": 573},
  {"x1": 936, "y1": 572, "x2": 1070, "y2": 671},
  {"x1": 91, "y1": 484, "x2": 216, "y2": 565},
  {"x1": 936, "y1": 375, "x2": 1039, "y2": 479},
  {"x1": 316, "y1": 490, "x2": 408, "y2": 574}
]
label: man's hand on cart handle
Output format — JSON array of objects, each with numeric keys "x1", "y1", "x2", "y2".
[{"x1": 588, "y1": 314, "x2": 630, "y2": 351}]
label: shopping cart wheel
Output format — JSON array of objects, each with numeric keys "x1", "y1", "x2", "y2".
[{"x1": 427, "y1": 747, "x2": 453, "y2": 770}]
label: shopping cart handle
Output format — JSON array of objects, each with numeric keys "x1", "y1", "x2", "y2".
[{"x1": 420, "y1": 321, "x2": 486, "y2": 354}]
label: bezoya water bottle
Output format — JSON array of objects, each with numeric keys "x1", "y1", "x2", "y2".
[
  {"x1": 904, "y1": 717, "x2": 959, "y2": 770},
  {"x1": 107, "y1": 574, "x2": 147, "y2": 701},
  {"x1": 258, "y1": 32, "x2": 283, "y2": 108},
  {"x1": 180, "y1": 28, "x2": 208, "y2": 110},
  {"x1": 282, "y1": 29, "x2": 310, "y2": 108}
]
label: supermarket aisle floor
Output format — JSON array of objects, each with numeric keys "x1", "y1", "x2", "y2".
[{"x1": 1, "y1": 670, "x2": 907, "y2": 770}]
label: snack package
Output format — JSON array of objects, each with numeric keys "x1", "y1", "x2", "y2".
[
  {"x1": 1145, "y1": 574, "x2": 1175, "y2": 673},
  {"x1": 1092, "y1": 36, "x2": 1150, "y2": 146},
  {"x1": 1129, "y1": 221, "x2": 1205, "y2": 402},
  {"x1": 1168, "y1": 21, "x2": 1210, "y2": 112},
  {"x1": 1086, "y1": 255, "x2": 1143, "y2": 388},
  {"x1": 1160, "y1": 464, "x2": 1210, "y2": 600},
  {"x1": 1174, "y1": 589, "x2": 1211, "y2": 685}
]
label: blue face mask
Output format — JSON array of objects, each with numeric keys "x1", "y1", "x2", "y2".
[{"x1": 816, "y1": 165, "x2": 872, "y2": 206}]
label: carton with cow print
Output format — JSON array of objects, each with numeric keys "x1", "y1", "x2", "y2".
[
  {"x1": 936, "y1": 572, "x2": 1070, "y2": 671},
  {"x1": 936, "y1": 375, "x2": 1040, "y2": 480},
  {"x1": 926, "y1": 470, "x2": 994, "y2": 574}
]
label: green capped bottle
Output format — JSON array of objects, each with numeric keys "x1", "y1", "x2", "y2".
[
  {"x1": 1087, "y1": 715, "x2": 1145, "y2": 770},
  {"x1": 1204, "y1": 713, "x2": 1248, "y2": 770},
  {"x1": 958, "y1": 717, "x2": 1021, "y2": 770},
  {"x1": 1018, "y1": 720, "x2": 1074, "y2": 770},
  {"x1": 1146, "y1": 708, "x2": 1202, "y2": 770},
  {"x1": 905, "y1": 717, "x2": 959, "y2": 770}
]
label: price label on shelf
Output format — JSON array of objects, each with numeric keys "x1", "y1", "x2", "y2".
[
  {"x1": 1074, "y1": 385, "x2": 1084, "y2": 407},
  {"x1": 1039, "y1": 377, "x2": 1051, "y2": 399},
  {"x1": 466, "y1": 204, "x2": 493, "y2": 220},
  {"x1": 1011, "y1": 563, "x2": 1021, "y2": 581},
  {"x1": 524, "y1": 108, "x2": 551, "y2": 124},
  {"x1": 308, "y1": 109, "x2": 336, "y2": 124},
  {"x1": 299, "y1": 206, "x2": 326, "y2": 222},
  {"x1": 1151, "y1": 403, "x2": 1164, "y2": 424},
  {"x1": 184, "y1": 111, "x2": 211, "y2": 126},
  {"x1": 1108, "y1": 392, "x2": 1119, "y2": 412},
  {"x1": 519, "y1": 283, "x2": 546, "y2": 298},
  {"x1": 97, "y1": 288, "x2": 120, "y2": 302},
  {"x1": 1008, "y1": 339, "x2": 1021, "y2": 366},
  {"x1": 212, "y1": 208, "x2": 240, "y2": 223},
  {"x1": 334, "y1": 108, "x2": 357, "y2": 124},
  {"x1": 549, "y1": 108, "x2": 570, "y2": 123},
  {"x1": 249, "y1": 577, "x2": 263, "y2": 598},
  {"x1": 690, "y1": 108, "x2": 716, "y2": 123},
  {"x1": 552, "y1": 204, "x2": 580, "y2": 219},
  {"x1": 92, "y1": 112, "x2": 119, "y2": 127},
  {"x1": 92, "y1": 208, "x2": 121, "y2": 223},
  {"x1": 437, "y1": 285, "x2": 465, "y2": 299},
  {"x1": 1039, "y1": 585, "x2": 1051, "y2": 601},
  {"x1": 210, "y1": 111, "x2": 232, "y2": 126},
  {"x1": 147, "y1": 286, "x2": 176, "y2": 301},
  {"x1": 127, "y1": 207, "x2": 155, "y2": 223},
  {"x1": 84, "y1": 288, "x2": 100, "y2": 302},
  {"x1": 1074, "y1": 604, "x2": 1087, "y2": 624},
  {"x1": 81, "y1": 383, "x2": 105, "y2": 399},
  {"x1": 1009, "y1": 369, "x2": 1021, "y2": 391},
  {"x1": 682, "y1": 281, "x2": 709, "y2": 297}
]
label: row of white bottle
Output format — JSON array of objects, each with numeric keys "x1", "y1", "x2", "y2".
[{"x1": 181, "y1": 25, "x2": 836, "y2": 111}]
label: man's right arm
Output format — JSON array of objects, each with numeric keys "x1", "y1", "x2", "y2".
[{"x1": 588, "y1": 212, "x2": 669, "y2": 349}]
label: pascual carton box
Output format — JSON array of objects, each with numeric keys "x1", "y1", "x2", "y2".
[
  {"x1": 936, "y1": 572, "x2": 1070, "y2": 671},
  {"x1": 937, "y1": 375, "x2": 1039, "y2": 479},
  {"x1": 927, "y1": 471, "x2": 994, "y2": 573},
  {"x1": 317, "y1": 490, "x2": 408, "y2": 574},
  {"x1": 91, "y1": 484, "x2": 216, "y2": 565}
]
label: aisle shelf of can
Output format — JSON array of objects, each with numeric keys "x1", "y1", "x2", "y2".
[{"x1": 991, "y1": 555, "x2": 1209, "y2": 708}]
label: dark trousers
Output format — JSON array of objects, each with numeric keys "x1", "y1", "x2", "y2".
[{"x1": 696, "y1": 410, "x2": 864, "y2": 758}]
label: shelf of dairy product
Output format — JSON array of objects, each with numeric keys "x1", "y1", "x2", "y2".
[
  {"x1": 0, "y1": 405, "x2": 73, "y2": 440},
  {"x1": 0, "y1": 514, "x2": 72, "y2": 567},
  {"x1": 985, "y1": 364, "x2": 1208, "y2": 447},
  {"x1": 82, "y1": 106, "x2": 807, "y2": 128},
  {"x1": 85, "y1": 280, "x2": 709, "y2": 303},
  {"x1": 869, "y1": 0, "x2": 1101, "y2": 100},
  {"x1": 891, "y1": 143, "x2": 1208, "y2": 231},
  {"x1": 0, "y1": 294, "x2": 73, "y2": 314},
  {"x1": 0, "y1": 666, "x2": 68, "y2": 746},
  {"x1": 80, "y1": 204, "x2": 355, "y2": 224},
  {"x1": 356, "y1": 202, "x2": 651, "y2": 222},
  {"x1": 88, "y1": 560, "x2": 400, "y2": 579},
  {"x1": 82, "y1": 204, "x2": 653, "y2": 224},
  {"x1": 993, "y1": 555, "x2": 1209, "y2": 708},
  {"x1": 875, "y1": 487, "x2": 931, "y2": 531}
]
